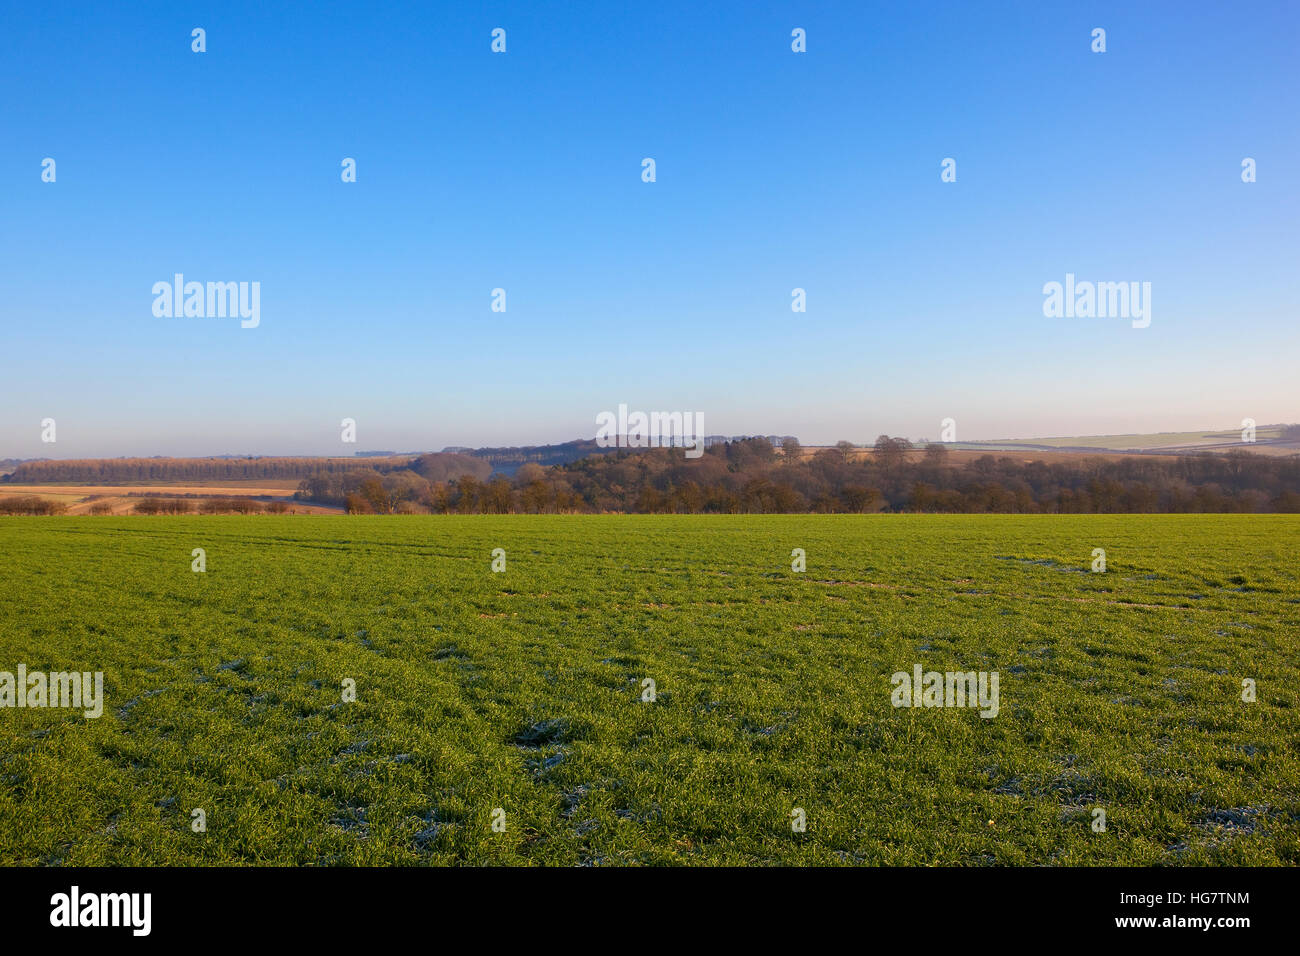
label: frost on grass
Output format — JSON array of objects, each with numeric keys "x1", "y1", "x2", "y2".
[{"x1": 512, "y1": 717, "x2": 573, "y2": 749}]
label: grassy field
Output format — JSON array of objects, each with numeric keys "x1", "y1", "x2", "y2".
[
  {"x1": 970, "y1": 425, "x2": 1288, "y2": 451},
  {"x1": 1, "y1": 515, "x2": 1297, "y2": 866}
]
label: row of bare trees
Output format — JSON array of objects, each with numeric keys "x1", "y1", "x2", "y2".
[
  {"x1": 286, "y1": 436, "x2": 1300, "y2": 514},
  {"x1": 299, "y1": 463, "x2": 585, "y2": 514},
  {"x1": 5, "y1": 456, "x2": 417, "y2": 483},
  {"x1": 130, "y1": 496, "x2": 291, "y2": 514},
  {"x1": 0, "y1": 496, "x2": 68, "y2": 515}
]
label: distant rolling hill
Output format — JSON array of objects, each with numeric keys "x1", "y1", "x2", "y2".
[{"x1": 946, "y1": 424, "x2": 1299, "y2": 456}]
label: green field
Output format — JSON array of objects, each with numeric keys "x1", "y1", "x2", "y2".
[
  {"x1": 1, "y1": 515, "x2": 1297, "y2": 865},
  {"x1": 969, "y1": 425, "x2": 1286, "y2": 451}
]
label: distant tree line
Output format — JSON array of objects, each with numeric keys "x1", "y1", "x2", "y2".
[
  {"x1": 3, "y1": 456, "x2": 416, "y2": 483},
  {"x1": 466, "y1": 439, "x2": 609, "y2": 470},
  {"x1": 295, "y1": 459, "x2": 578, "y2": 514},
  {"x1": 0, "y1": 496, "x2": 67, "y2": 515},
  {"x1": 129, "y1": 496, "x2": 290, "y2": 514},
  {"x1": 7, "y1": 439, "x2": 1299, "y2": 515},
  {"x1": 290, "y1": 436, "x2": 1300, "y2": 514}
]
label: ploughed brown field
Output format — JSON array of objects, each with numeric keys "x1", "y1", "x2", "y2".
[
  {"x1": 1, "y1": 483, "x2": 299, "y2": 497},
  {"x1": 0, "y1": 483, "x2": 342, "y2": 515}
]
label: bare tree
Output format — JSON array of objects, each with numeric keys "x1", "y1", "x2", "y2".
[
  {"x1": 923, "y1": 442, "x2": 949, "y2": 466},
  {"x1": 873, "y1": 435, "x2": 911, "y2": 469}
]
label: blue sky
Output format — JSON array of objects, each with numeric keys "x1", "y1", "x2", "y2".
[{"x1": 2, "y1": 0, "x2": 1296, "y2": 457}]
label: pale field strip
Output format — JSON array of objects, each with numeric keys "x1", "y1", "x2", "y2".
[{"x1": 0, "y1": 483, "x2": 343, "y2": 515}]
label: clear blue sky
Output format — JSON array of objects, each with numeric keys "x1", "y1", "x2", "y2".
[{"x1": 2, "y1": 0, "x2": 1296, "y2": 457}]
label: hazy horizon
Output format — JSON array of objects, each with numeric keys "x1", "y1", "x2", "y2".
[{"x1": 3, "y1": 418, "x2": 1294, "y2": 462}]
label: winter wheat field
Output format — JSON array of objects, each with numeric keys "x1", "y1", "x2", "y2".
[{"x1": 1, "y1": 514, "x2": 1296, "y2": 866}]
